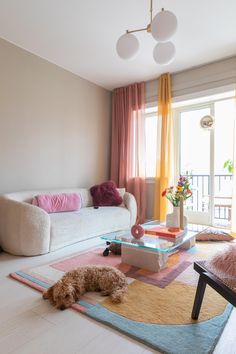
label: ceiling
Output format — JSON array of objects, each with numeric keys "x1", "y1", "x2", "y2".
[{"x1": 0, "y1": 0, "x2": 235, "y2": 91}]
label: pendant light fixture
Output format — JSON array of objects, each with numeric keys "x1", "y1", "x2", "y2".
[{"x1": 116, "y1": 0, "x2": 177, "y2": 65}]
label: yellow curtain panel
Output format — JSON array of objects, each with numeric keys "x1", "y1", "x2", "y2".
[{"x1": 153, "y1": 73, "x2": 173, "y2": 221}]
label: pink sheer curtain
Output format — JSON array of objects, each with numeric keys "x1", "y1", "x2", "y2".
[{"x1": 110, "y1": 82, "x2": 146, "y2": 223}]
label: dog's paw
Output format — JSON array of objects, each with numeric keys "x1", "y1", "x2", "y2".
[
  {"x1": 42, "y1": 291, "x2": 49, "y2": 300},
  {"x1": 110, "y1": 292, "x2": 125, "y2": 304},
  {"x1": 42, "y1": 285, "x2": 54, "y2": 301},
  {"x1": 101, "y1": 290, "x2": 110, "y2": 296}
]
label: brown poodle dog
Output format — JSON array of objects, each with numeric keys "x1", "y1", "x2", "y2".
[{"x1": 43, "y1": 265, "x2": 128, "y2": 310}]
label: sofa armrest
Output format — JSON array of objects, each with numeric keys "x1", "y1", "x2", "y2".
[
  {"x1": 0, "y1": 196, "x2": 50, "y2": 256},
  {"x1": 123, "y1": 192, "x2": 137, "y2": 226}
]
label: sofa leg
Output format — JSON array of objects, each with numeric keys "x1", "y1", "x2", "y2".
[{"x1": 192, "y1": 275, "x2": 207, "y2": 320}]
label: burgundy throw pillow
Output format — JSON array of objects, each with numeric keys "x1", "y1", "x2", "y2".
[{"x1": 90, "y1": 181, "x2": 123, "y2": 207}]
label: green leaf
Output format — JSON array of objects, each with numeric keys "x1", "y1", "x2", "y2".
[
  {"x1": 223, "y1": 159, "x2": 233, "y2": 174},
  {"x1": 223, "y1": 161, "x2": 229, "y2": 168}
]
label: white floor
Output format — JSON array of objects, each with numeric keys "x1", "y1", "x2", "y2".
[{"x1": 0, "y1": 239, "x2": 236, "y2": 354}]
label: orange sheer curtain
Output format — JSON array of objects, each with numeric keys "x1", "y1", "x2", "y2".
[
  {"x1": 110, "y1": 82, "x2": 146, "y2": 223},
  {"x1": 153, "y1": 73, "x2": 173, "y2": 221}
]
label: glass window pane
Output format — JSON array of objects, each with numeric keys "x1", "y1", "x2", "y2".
[
  {"x1": 145, "y1": 116, "x2": 157, "y2": 177},
  {"x1": 180, "y1": 108, "x2": 211, "y2": 176},
  {"x1": 214, "y1": 98, "x2": 235, "y2": 226},
  {"x1": 214, "y1": 98, "x2": 235, "y2": 176},
  {"x1": 180, "y1": 108, "x2": 211, "y2": 213}
]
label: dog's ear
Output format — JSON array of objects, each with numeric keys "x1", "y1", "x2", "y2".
[
  {"x1": 73, "y1": 284, "x2": 82, "y2": 300},
  {"x1": 43, "y1": 285, "x2": 54, "y2": 300},
  {"x1": 68, "y1": 285, "x2": 78, "y2": 301}
]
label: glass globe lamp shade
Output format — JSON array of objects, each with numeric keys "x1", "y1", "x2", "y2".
[
  {"x1": 151, "y1": 10, "x2": 177, "y2": 42},
  {"x1": 116, "y1": 33, "x2": 139, "y2": 60},
  {"x1": 153, "y1": 42, "x2": 176, "y2": 65}
]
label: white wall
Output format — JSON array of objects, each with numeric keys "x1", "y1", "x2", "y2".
[{"x1": 0, "y1": 38, "x2": 111, "y2": 193}]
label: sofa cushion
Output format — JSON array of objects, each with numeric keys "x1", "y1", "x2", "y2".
[
  {"x1": 90, "y1": 181, "x2": 123, "y2": 207},
  {"x1": 32, "y1": 193, "x2": 82, "y2": 213},
  {"x1": 50, "y1": 206, "x2": 130, "y2": 251}
]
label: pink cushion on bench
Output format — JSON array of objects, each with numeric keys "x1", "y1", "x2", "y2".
[
  {"x1": 32, "y1": 193, "x2": 82, "y2": 213},
  {"x1": 208, "y1": 245, "x2": 236, "y2": 277}
]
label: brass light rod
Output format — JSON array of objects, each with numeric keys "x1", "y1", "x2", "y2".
[
  {"x1": 126, "y1": 27, "x2": 149, "y2": 34},
  {"x1": 125, "y1": 0, "x2": 153, "y2": 35},
  {"x1": 150, "y1": 0, "x2": 153, "y2": 23}
]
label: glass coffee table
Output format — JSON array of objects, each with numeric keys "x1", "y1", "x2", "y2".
[{"x1": 101, "y1": 221, "x2": 198, "y2": 272}]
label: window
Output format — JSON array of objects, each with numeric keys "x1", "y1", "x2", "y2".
[
  {"x1": 144, "y1": 90, "x2": 236, "y2": 226},
  {"x1": 175, "y1": 93, "x2": 235, "y2": 226},
  {"x1": 145, "y1": 106, "x2": 157, "y2": 178}
]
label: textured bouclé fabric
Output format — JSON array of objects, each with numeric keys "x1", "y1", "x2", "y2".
[{"x1": 0, "y1": 188, "x2": 136, "y2": 255}]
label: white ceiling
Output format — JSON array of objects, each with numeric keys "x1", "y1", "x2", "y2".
[{"x1": 0, "y1": 0, "x2": 235, "y2": 90}]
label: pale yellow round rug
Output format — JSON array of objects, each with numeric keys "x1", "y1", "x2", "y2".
[{"x1": 101, "y1": 280, "x2": 227, "y2": 324}]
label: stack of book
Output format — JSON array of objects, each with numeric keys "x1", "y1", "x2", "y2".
[{"x1": 145, "y1": 226, "x2": 186, "y2": 239}]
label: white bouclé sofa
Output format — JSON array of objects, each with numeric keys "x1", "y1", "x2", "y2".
[{"x1": 0, "y1": 188, "x2": 137, "y2": 256}]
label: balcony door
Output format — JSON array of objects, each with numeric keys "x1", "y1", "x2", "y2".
[{"x1": 175, "y1": 96, "x2": 235, "y2": 226}]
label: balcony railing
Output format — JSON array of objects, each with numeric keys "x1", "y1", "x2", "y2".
[{"x1": 184, "y1": 174, "x2": 233, "y2": 223}]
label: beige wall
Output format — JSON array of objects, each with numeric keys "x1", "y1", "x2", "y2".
[{"x1": 0, "y1": 38, "x2": 111, "y2": 193}]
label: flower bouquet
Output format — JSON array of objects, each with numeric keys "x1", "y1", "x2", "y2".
[
  {"x1": 162, "y1": 176, "x2": 192, "y2": 228},
  {"x1": 162, "y1": 175, "x2": 192, "y2": 207}
]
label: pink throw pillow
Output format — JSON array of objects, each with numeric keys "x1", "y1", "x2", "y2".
[
  {"x1": 90, "y1": 181, "x2": 123, "y2": 207},
  {"x1": 208, "y1": 245, "x2": 236, "y2": 277},
  {"x1": 32, "y1": 193, "x2": 82, "y2": 213},
  {"x1": 196, "y1": 227, "x2": 234, "y2": 241}
]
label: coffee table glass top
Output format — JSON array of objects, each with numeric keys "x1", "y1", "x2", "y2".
[{"x1": 101, "y1": 221, "x2": 201, "y2": 253}]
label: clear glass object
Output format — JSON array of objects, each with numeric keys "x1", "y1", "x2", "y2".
[{"x1": 101, "y1": 220, "x2": 197, "y2": 253}]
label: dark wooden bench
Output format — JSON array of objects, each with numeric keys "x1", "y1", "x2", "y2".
[{"x1": 191, "y1": 261, "x2": 236, "y2": 320}]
